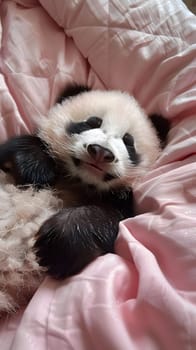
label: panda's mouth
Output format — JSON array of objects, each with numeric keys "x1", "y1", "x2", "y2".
[
  {"x1": 72, "y1": 157, "x2": 116, "y2": 182},
  {"x1": 72, "y1": 157, "x2": 104, "y2": 173},
  {"x1": 85, "y1": 161, "x2": 103, "y2": 172}
]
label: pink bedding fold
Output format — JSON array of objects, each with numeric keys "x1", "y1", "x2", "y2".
[{"x1": 0, "y1": 0, "x2": 196, "y2": 349}]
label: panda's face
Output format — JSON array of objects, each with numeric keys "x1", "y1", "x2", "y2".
[{"x1": 39, "y1": 90, "x2": 161, "y2": 191}]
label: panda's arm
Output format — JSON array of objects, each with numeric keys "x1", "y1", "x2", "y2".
[
  {"x1": 0, "y1": 135, "x2": 57, "y2": 188},
  {"x1": 34, "y1": 196, "x2": 133, "y2": 279}
]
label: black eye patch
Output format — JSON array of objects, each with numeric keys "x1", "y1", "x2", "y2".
[
  {"x1": 67, "y1": 116, "x2": 102, "y2": 135},
  {"x1": 86, "y1": 116, "x2": 102, "y2": 128},
  {"x1": 67, "y1": 121, "x2": 90, "y2": 135},
  {"x1": 122, "y1": 133, "x2": 140, "y2": 165},
  {"x1": 123, "y1": 133, "x2": 134, "y2": 146}
]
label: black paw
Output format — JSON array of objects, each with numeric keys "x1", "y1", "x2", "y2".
[
  {"x1": 34, "y1": 205, "x2": 120, "y2": 279},
  {"x1": 0, "y1": 135, "x2": 57, "y2": 188}
]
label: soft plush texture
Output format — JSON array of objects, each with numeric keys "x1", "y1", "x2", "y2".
[
  {"x1": 0, "y1": 0, "x2": 196, "y2": 349},
  {"x1": 0, "y1": 171, "x2": 61, "y2": 315}
]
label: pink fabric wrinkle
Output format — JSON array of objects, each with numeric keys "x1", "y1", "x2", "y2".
[
  {"x1": 118, "y1": 205, "x2": 196, "y2": 289},
  {"x1": 14, "y1": 0, "x2": 39, "y2": 7},
  {"x1": 0, "y1": 0, "x2": 90, "y2": 136},
  {"x1": 0, "y1": 0, "x2": 196, "y2": 349},
  {"x1": 116, "y1": 219, "x2": 196, "y2": 350},
  {"x1": 9, "y1": 277, "x2": 59, "y2": 350},
  {"x1": 28, "y1": 255, "x2": 139, "y2": 350}
]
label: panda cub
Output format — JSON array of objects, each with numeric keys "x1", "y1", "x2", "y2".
[{"x1": 0, "y1": 85, "x2": 169, "y2": 279}]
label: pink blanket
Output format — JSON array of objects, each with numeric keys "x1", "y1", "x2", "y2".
[{"x1": 0, "y1": 0, "x2": 196, "y2": 349}]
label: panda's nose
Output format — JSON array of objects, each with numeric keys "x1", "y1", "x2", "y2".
[{"x1": 87, "y1": 144, "x2": 115, "y2": 163}]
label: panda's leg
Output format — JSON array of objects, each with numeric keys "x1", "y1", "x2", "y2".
[{"x1": 34, "y1": 204, "x2": 124, "y2": 279}]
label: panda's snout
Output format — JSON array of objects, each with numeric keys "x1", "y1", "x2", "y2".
[{"x1": 87, "y1": 144, "x2": 114, "y2": 163}]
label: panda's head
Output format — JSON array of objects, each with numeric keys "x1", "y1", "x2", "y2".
[{"x1": 38, "y1": 86, "x2": 162, "y2": 191}]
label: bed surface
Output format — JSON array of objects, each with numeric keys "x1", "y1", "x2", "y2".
[{"x1": 0, "y1": 0, "x2": 196, "y2": 349}]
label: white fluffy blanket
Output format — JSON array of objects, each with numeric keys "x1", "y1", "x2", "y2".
[{"x1": 0, "y1": 171, "x2": 61, "y2": 314}]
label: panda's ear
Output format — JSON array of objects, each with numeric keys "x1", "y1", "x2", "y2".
[
  {"x1": 0, "y1": 135, "x2": 57, "y2": 188},
  {"x1": 57, "y1": 84, "x2": 91, "y2": 104},
  {"x1": 149, "y1": 114, "x2": 170, "y2": 148}
]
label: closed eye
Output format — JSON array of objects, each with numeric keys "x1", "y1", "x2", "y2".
[
  {"x1": 86, "y1": 116, "x2": 102, "y2": 128},
  {"x1": 67, "y1": 121, "x2": 90, "y2": 135},
  {"x1": 122, "y1": 133, "x2": 140, "y2": 165},
  {"x1": 123, "y1": 133, "x2": 134, "y2": 146},
  {"x1": 66, "y1": 116, "x2": 102, "y2": 135}
]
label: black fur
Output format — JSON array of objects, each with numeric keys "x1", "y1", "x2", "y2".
[
  {"x1": 0, "y1": 135, "x2": 57, "y2": 188},
  {"x1": 34, "y1": 189, "x2": 133, "y2": 279},
  {"x1": 123, "y1": 133, "x2": 140, "y2": 165},
  {"x1": 104, "y1": 173, "x2": 117, "y2": 182},
  {"x1": 149, "y1": 114, "x2": 170, "y2": 148},
  {"x1": 57, "y1": 84, "x2": 90, "y2": 104},
  {"x1": 67, "y1": 121, "x2": 92, "y2": 135},
  {"x1": 85, "y1": 116, "x2": 102, "y2": 128},
  {"x1": 67, "y1": 117, "x2": 102, "y2": 135}
]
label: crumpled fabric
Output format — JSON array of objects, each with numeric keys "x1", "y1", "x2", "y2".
[{"x1": 0, "y1": 0, "x2": 196, "y2": 349}]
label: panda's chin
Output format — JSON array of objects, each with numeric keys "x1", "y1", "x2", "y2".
[{"x1": 71, "y1": 157, "x2": 117, "y2": 190}]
